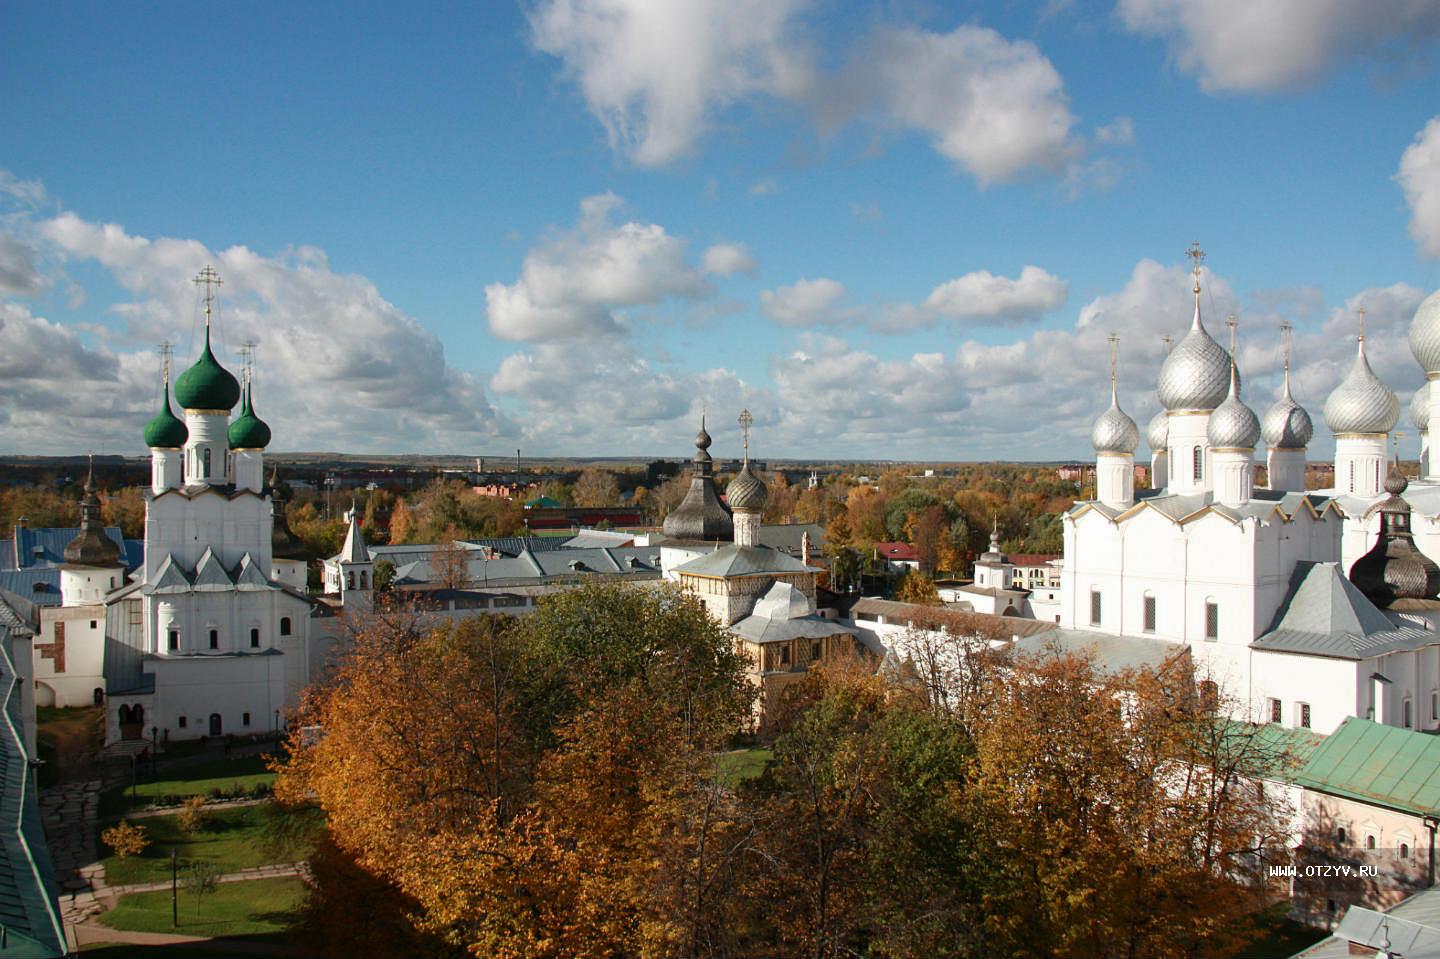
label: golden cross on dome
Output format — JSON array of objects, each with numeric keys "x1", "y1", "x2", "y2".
[
  {"x1": 1107, "y1": 333, "x2": 1119, "y2": 390},
  {"x1": 193, "y1": 265, "x2": 223, "y2": 329},
  {"x1": 157, "y1": 340, "x2": 173, "y2": 382},
  {"x1": 1279, "y1": 320, "x2": 1292, "y2": 371},
  {"x1": 738, "y1": 408, "x2": 753, "y2": 462},
  {"x1": 239, "y1": 340, "x2": 258, "y2": 384},
  {"x1": 1185, "y1": 241, "x2": 1206, "y2": 292}
]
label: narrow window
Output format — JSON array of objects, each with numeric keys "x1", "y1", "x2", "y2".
[
  {"x1": 250, "y1": 628, "x2": 260, "y2": 649},
  {"x1": 1375, "y1": 461, "x2": 1381, "y2": 491},
  {"x1": 1366, "y1": 835, "x2": 1377, "y2": 851},
  {"x1": 346, "y1": 572, "x2": 354, "y2": 589},
  {"x1": 1401, "y1": 843, "x2": 1411, "y2": 860},
  {"x1": 811, "y1": 641, "x2": 821, "y2": 660},
  {"x1": 1404, "y1": 698, "x2": 1413, "y2": 729},
  {"x1": 781, "y1": 646, "x2": 790, "y2": 666},
  {"x1": 1205, "y1": 600, "x2": 1219, "y2": 641},
  {"x1": 1143, "y1": 594, "x2": 1157, "y2": 633},
  {"x1": 1192, "y1": 446, "x2": 1203, "y2": 482},
  {"x1": 242, "y1": 712, "x2": 251, "y2": 727},
  {"x1": 1349, "y1": 462, "x2": 1355, "y2": 493},
  {"x1": 202, "y1": 447, "x2": 212, "y2": 476},
  {"x1": 280, "y1": 617, "x2": 292, "y2": 636},
  {"x1": 1090, "y1": 588, "x2": 1102, "y2": 626},
  {"x1": 1337, "y1": 827, "x2": 1347, "y2": 844},
  {"x1": 1299, "y1": 702, "x2": 1311, "y2": 729},
  {"x1": 167, "y1": 630, "x2": 179, "y2": 651},
  {"x1": 1269, "y1": 699, "x2": 1282, "y2": 724},
  {"x1": 178, "y1": 716, "x2": 187, "y2": 729},
  {"x1": 90, "y1": 619, "x2": 97, "y2": 629},
  {"x1": 1432, "y1": 690, "x2": 1438, "y2": 722},
  {"x1": 208, "y1": 629, "x2": 218, "y2": 650}
]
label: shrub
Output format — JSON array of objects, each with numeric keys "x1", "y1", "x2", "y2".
[
  {"x1": 101, "y1": 820, "x2": 149, "y2": 859},
  {"x1": 176, "y1": 795, "x2": 207, "y2": 836}
]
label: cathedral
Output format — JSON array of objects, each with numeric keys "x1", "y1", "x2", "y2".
[{"x1": 1064, "y1": 247, "x2": 1440, "y2": 736}]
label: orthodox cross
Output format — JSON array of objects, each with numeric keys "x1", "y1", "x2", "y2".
[
  {"x1": 1185, "y1": 241, "x2": 1205, "y2": 292},
  {"x1": 239, "y1": 340, "x2": 258, "y2": 386},
  {"x1": 1107, "y1": 333, "x2": 1119, "y2": 393},
  {"x1": 1279, "y1": 320, "x2": 1292, "y2": 373},
  {"x1": 1358, "y1": 306, "x2": 1367, "y2": 344},
  {"x1": 193, "y1": 265, "x2": 222, "y2": 329},
  {"x1": 157, "y1": 340, "x2": 173, "y2": 384},
  {"x1": 1226, "y1": 314, "x2": 1238, "y2": 355},
  {"x1": 738, "y1": 408, "x2": 753, "y2": 463}
]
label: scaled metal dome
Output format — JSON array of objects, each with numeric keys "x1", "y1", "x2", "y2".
[
  {"x1": 1157, "y1": 303, "x2": 1236, "y2": 412},
  {"x1": 1091, "y1": 396, "x2": 1139, "y2": 454},
  {"x1": 1146, "y1": 410, "x2": 1168, "y2": 451},
  {"x1": 1323, "y1": 341, "x2": 1399, "y2": 436},
  {"x1": 1207, "y1": 365, "x2": 1261, "y2": 449},
  {"x1": 1411, "y1": 381, "x2": 1430, "y2": 432},
  {"x1": 1349, "y1": 465, "x2": 1440, "y2": 606},
  {"x1": 143, "y1": 377, "x2": 189, "y2": 449},
  {"x1": 1261, "y1": 371, "x2": 1313, "y2": 449},
  {"x1": 1407, "y1": 288, "x2": 1440, "y2": 375},
  {"x1": 227, "y1": 384, "x2": 272, "y2": 450},
  {"x1": 727, "y1": 463, "x2": 768, "y2": 512}
]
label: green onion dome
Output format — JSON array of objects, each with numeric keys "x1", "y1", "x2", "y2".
[
  {"x1": 227, "y1": 384, "x2": 272, "y2": 450},
  {"x1": 143, "y1": 380, "x2": 189, "y2": 449},
  {"x1": 174, "y1": 331, "x2": 241, "y2": 411}
]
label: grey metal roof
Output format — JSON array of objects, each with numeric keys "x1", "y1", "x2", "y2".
[
  {"x1": 392, "y1": 544, "x2": 664, "y2": 588},
  {"x1": 1073, "y1": 488, "x2": 1334, "y2": 526},
  {"x1": 1157, "y1": 302, "x2": 1234, "y2": 412},
  {"x1": 1252, "y1": 561, "x2": 1439, "y2": 660},
  {"x1": 673, "y1": 545, "x2": 814, "y2": 578},
  {"x1": 1009, "y1": 627, "x2": 1189, "y2": 675},
  {"x1": 145, "y1": 551, "x2": 290, "y2": 596},
  {"x1": 1297, "y1": 882, "x2": 1440, "y2": 959},
  {"x1": 1411, "y1": 287, "x2": 1440, "y2": 376},
  {"x1": 849, "y1": 598, "x2": 1054, "y2": 637},
  {"x1": 1323, "y1": 341, "x2": 1400, "y2": 435},
  {"x1": 0, "y1": 625, "x2": 68, "y2": 957}
]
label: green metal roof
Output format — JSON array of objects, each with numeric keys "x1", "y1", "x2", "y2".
[
  {"x1": 1295, "y1": 717, "x2": 1440, "y2": 816},
  {"x1": 0, "y1": 627, "x2": 68, "y2": 957},
  {"x1": 524, "y1": 496, "x2": 564, "y2": 509},
  {"x1": 173, "y1": 330, "x2": 240, "y2": 411},
  {"x1": 226, "y1": 384, "x2": 271, "y2": 450},
  {"x1": 142, "y1": 379, "x2": 188, "y2": 449},
  {"x1": 1215, "y1": 720, "x2": 1326, "y2": 782}
]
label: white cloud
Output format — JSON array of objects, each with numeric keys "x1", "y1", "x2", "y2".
[
  {"x1": 1094, "y1": 117, "x2": 1135, "y2": 146},
  {"x1": 15, "y1": 211, "x2": 512, "y2": 454},
  {"x1": 528, "y1": 0, "x2": 814, "y2": 167},
  {"x1": 701, "y1": 242, "x2": 757, "y2": 276},
  {"x1": 817, "y1": 25, "x2": 1080, "y2": 185},
  {"x1": 1117, "y1": 0, "x2": 1440, "y2": 93},
  {"x1": 530, "y1": 4, "x2": 1101, "y2": 186},
  {"x1": 0, "y1": 236, "x2": 47, "y2": 296},
  {"x1": 759, "y1": 277, "x2": 847, "y2": 327},
  {"x1": 748, "y1": 178, "x2": 780, "y2": 196},
  {"x1": 485, "y1": 193, "x2": 718, "y2": 341},
  {"x1": 1397, "y1": 116, "x2": 1440, "y2": 258},
  {"x1": 923, "y1": 266, "x2": 1068, "y2": 324}
]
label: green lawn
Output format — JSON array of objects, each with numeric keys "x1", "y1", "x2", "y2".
[
  {"x1": 101, "y1": 755, "x2": 276, "y2": 816},
  {"x1": 98, "y1": 876, "x2": 304, "y2": 937},
  {"x1": 100, "y1": 804, "x2": 302, "y2": 886},
  {"x1": 714, "y1": 747, "x2": 772, "y2": 787}
]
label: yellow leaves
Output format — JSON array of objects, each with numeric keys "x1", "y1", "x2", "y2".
[{"x1": 100, "y1": 819, "x2": 148, "y2": 859}]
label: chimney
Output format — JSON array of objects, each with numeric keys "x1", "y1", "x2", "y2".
[{"x1": 802, "y1": 530, "x2": 811, "y2": 567}]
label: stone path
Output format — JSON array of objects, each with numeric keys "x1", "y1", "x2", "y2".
[{"x1": 39, "y1": 779, "x2": 101, "y2": 896}]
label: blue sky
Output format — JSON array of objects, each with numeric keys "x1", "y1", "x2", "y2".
[{"x1": 3, "y1": 1, "x2": 1440, "y2": 461}]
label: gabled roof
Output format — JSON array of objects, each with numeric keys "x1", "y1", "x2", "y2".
[
  {"x1": 192, "y1": 547, "x2": 234, "y2": 590},
  {"x1": 2, "y1": 526, "x2": 137, "y2": 572},
  {"x1": 234, "y1": 554, "x2": 271, "y2": 589},
  {"x1": 1009, "y1": 627, "x2": 1190, "y2": 676},
  {"x1": 0, "y1": 625, "x2": 68, "y2": 957},
  {"x1": 673, "y1": 545, "x2": 814, "y2": 578},
  {"x1": 0, "y1": 572, "x2": 61, "y2": 608},
  {"x1": 874, "y1": 542, "x2": 919, "y2": 562},
  {"x1": 334, "y1": 513, "x2": 370, "y2": 564},
  {"x1": 1252, "y1": 561, "x2": 1438, "y2": 660},
  {"x1": 150, "y1": 554, "x2": 193, "y2": 593},
  {"x1": 1071, "y1": 488, "x2": 1339, "y2": 528},
  {"x1": 1295, "y1": 716, "x2": 1440, "y2": 816}
]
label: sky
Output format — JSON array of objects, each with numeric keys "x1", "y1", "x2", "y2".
[{"x1": 2, "y1": 0, "x2": 1440, "y2": 462}]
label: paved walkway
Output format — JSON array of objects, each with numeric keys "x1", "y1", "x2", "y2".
[{"x1": 99, "y1": 795, "x2": 272, "y2": 825}]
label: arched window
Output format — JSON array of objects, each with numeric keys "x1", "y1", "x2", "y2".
[
  {"x1": 359, "y1": 570, "x2": 368, "y2": 589},
  {"x1": 1192, "y1": 446, "x2": 1203, "y2": 482},
  {"x1": 201, "y1": 447, "x2": 212, "y2": 477},
  {"x1": 1089, "y1": 588, "x2": 1102, "y2": 626},
  {"x1": 1337, "y1": 827, "x2": 1347, "y2": 844},
  {"x1": 1404, "y1": 697, "x2": 1413, "y2": 728},
  {"x1": 168, "y1": 629, "x2": 179, "y2": 651},
  {"x1": 1142, "y1": 592, "x2": 1157, "y2": 633},
  {"x1": 1401, "y1": 842, "x2": 1412, "y2": 859},
  {"x1": 208, "y1": 628, "x2": 218, "y2": 650},
  {"x1": 346, "y1": 572, "x2": 355, "y2": 590},
  {"x1": 1204, "y1": 599, "x2": 1219, "y2": 641},
  {"x1": 250, "y1": 628, "x2": 260, "y2": 648},
  {"x1": 1375, "y1": 461, "x2": 1381, "y2": 491},
  {"x1": 1366, "y1": 835, "x2": 1377, "y2": 851},
  {"x1": 280, "y1": 617, "x2": 292, "y2": 636}
]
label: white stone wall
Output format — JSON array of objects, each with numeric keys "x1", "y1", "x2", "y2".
[
  {"x1": 33, "y1": 604, "x2": 108, "y2": 708},
  {"x1": 145, "y1": 491, "x2": 273, "y2": 579}
]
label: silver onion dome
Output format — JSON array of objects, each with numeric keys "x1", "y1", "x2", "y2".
[
  {"x1": 1261, "y1": 370, "x2": 1314, "y2": 449},
  {"x1": 1323, "y1": 342, "x2": 1399, "y2": 435},
  {"x1": 1411, "y1": 381, "x2": 1430, "y2": 432},
  {"x1": 1208, "y1": 364, "x2": 1261, "y2": 449},
  {"x1": 1092, "y1": 395, "x2": 1139, "y2": 454},
  {"x1": 1407, "y1": 288, "x2": 1440, "y2": 375},
  {"x1": 727, "y1": 462, "x2": 769, "y2": 512},
  {"x1": 1157, "y1": 303, "x2": 1236, "y2": 412},
  {"x1": 1147, "y1": 410, "x2": 1169, "y2": 451}
]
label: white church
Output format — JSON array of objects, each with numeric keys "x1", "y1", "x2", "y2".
[
  {"x1": 1060, "y1": 246, "x2": 1440, "y2": 737},
  {"x1": 35, "y1": 268, "x2": 341, "y2": 746}
]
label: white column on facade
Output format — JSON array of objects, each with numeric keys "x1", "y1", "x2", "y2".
[
  {"x1": 1212, "y1": 448, "x2": 1254, "y2": 508},
  {"x1": 1334, "y1": 435, "x2": 1388, "y2": 497},
  {"x1": 1096, "y1": 452, "x2": 1135, "y2": 509},
  {"x1": 1266, "y1": 448, "x2": 1306, "y2": 493}
]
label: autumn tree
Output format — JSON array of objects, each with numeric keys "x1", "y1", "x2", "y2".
[
  {"x1": 431, "y1": 536, "x2": 471, "y2": 590},
  {"x1": 904, "y1": 504, "x2": 947, "y2": 573},
  {"x1": 571, "y1": 468, "x2": 620, "y2": 508},
  {"x1": 100, "y1": 487, "x2": 147, "y2": 538},
  {"x1": 895, "y1": 568, "x2": 941, "y2": 606}
]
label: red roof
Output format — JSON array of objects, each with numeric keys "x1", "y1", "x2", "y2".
[
  {"x1": 1007, "y1": 554, "x2": 1059, "y2": 567},
  {"x1": 874, "y1": 542, "x2": 920, "y2": 561}
]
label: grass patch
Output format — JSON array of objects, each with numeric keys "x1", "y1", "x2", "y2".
[
  {"x1": 714, "y1": 747, "x2": 772, "y2": 787},
  {"x1": 1231, "y1": 902, "x2": 1329, "y2": 958},
  {"x1": 100, "y1": 755, "x2": 276, "y2": 816},
  {"x1": 81, "y1": 939, "x2": 296, "y2": 958},
  {"x1": 99, "y1": 804, "x2": 303, "y2": 886},
  {"x1": 36, "y1": 705, "x2": 103, "y2": 786},
  {"x1": 98, "y1": 876, "x2": 304, "y2": 937}
]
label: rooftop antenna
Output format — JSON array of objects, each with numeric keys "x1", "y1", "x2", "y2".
[{"x1": 738, "y1": 408, "x2": 753, "y2": 465}]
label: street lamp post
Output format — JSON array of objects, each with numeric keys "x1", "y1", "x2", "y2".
[
  {"x1": 171, "y1": 847, "x2": 178, "y2": 928},
  {"x1": 1424, "y1": 814, "x2": 1439, "y2": 887},
  {"x1": 150, "y1": 726, "x2": 158, "y2": 780}
]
